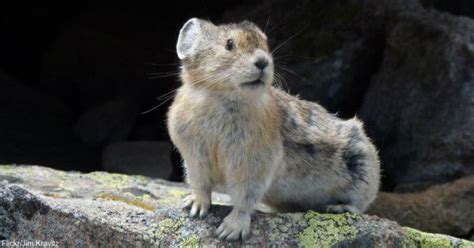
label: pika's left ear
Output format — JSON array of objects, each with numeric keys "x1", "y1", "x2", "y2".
[{"x1": 176, "y1": 18, "x2": 204, "y2": 60}]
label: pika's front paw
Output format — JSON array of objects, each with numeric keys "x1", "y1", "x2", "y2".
[
  {"x1": 182, "y1": 194, "x2": 211, "y2": 218},
  {"x1": 216, "y1": 213, "x2": 251, "y2": 241}
]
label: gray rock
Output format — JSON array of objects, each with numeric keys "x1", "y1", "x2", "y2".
[
  {"x1": 0, "y1": 165, "x2": 472, "y2": 247},
  {"x1": 102, "y1": 141, "x2": 173, "y2": 179},
  {"x1": 359, "y1": 8, "x2": 474, "y2": 189},
  {"x1": 368, "y1": 175, "x2": 474, "y2": 238}
]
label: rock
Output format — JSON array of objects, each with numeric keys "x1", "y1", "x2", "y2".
[
  {"x1": 359, "y1": 8, "x2": 474, "y2": 189},
  {"x1": 367, "y1": 175, "x2": 474, "y2": 239},
  {"x1": 102, "y1": 141, "x2": 173, "y2": 179},
  {"x1": 1, "y1": 165, "x2": 472, "y2": 247},
  {"x1": 75, "y1": 98, "x2": 140, "y2": 146}
]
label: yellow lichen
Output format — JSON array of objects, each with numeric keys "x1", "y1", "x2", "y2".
[
  {"x1": 86, "y1": 171, "x2": 149, "y2": 189},
  {"x1": 169, "y1": 189, "x2": 187, "y2": 198},
  {"x1": 95, "y1": 192, "x2": 156, "y2": 211},
  {"x1": 181, "y1": 234, "x2": 200, "y2": 248},
  {"x1": 403, "y1": 227, "x2": 457, "y2": 248},
  {"x1": 157, "y1": 218, "x2": 184, "y2": 238},
  {"x1": 0, "y1": 165, "x2": 17, "y2": 174},
  {"x1": 160, "y1": 189, "x2": 190, "y2": 207},
  {"x1": 155, "y1": 218, "x2": 200, "y2": 247},
  {"x1": 298, "y1": 211, "x2": 362, "y2": 247}
]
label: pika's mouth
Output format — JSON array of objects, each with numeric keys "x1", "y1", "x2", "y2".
[{"x1": 241, "y1": 79, "x2": 264, "y2": 87}]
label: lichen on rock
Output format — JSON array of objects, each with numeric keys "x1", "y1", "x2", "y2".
[
  {"x1": 298, "y1": 211, "x2": 362, "y2": 247},
  {"x1": 1, "y1": 165, "x2": 472, "y2": 247}
]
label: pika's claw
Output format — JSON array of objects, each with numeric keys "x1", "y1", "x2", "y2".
[
  {"x1": 182, "y1": 195, "x2": 194, "y2": 208},
  {"x1": 182, "y1": 194, "x2": 210, "y2": 218},
  {"x1": 216, "y1": 212, "x2": 251, "y2": 241}
]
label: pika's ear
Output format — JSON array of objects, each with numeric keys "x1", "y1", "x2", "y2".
[{"x1": 176, "y1": 18, "x2": 205, "y2": 60}]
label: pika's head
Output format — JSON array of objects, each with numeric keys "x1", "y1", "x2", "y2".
[{"x1": 176, "y1": 18, "x2": 273, "y2": 93}]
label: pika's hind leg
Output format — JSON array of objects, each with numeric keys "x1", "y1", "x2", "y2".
[{"x1": 182, "y1": 160, "x2": 212, "y2": 218}]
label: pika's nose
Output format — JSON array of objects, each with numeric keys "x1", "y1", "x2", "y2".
[{"x1": 254, "y1": 58, "x2": 269, "y2": 70}]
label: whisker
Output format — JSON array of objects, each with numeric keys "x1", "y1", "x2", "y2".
[
  {"x1": 274, "y1": 54, "x2": 321, "y2": 61},
  {"x1": 277, "y1": 65, "x2": 303, "y2": 79},
  {"x1": 144, "y1": 62, "x2": 180, "y2": 66},
  {"x1": 141, "y1": 97, "x2": 175, "y2": 115},
  {"x1": 264, "y1": 17, "x2": 271, "y2": 33},
  {"x1": 147, "y1": 74, "x2": 180, "y2": 79},
  {"x1": 271, "y1": 28, "x2": 305, "y2": 57}
]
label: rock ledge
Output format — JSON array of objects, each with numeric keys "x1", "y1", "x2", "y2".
[{"x1": 0, "y1": 165, "x2": 472, "y2": 247}]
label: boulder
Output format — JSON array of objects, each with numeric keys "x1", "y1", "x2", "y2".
[
  {"x1": 368, "y1": 175, "x2": 474, "y2": 239},
  {"x1": 102, "y1": 141, "x2": 173, "y2": 179},
  {"x1": 359, "y1": 8, "x2": 474, "y2": 189},
  {"x1": 0, "y1": 165, "x2": 472, "y2": 247}
]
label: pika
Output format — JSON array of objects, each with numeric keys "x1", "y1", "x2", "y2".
[{"x1": 167, "y1": 18, "x2": 380, "y2": 241}]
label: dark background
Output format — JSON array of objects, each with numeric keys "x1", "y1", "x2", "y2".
[{"x1": 1, "y1": 0, "x2": 474, "y2": 240}]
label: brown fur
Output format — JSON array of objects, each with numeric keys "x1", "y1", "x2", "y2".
[{"x1": 168, "y1": 18, "x2": 380, "y2": 241}]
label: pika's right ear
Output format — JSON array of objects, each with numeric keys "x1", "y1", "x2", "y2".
[{"x1": 176, "y1": 18, "x2": 204, "y2": 60}]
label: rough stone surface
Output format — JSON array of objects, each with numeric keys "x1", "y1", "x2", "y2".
[
  {"x1": 1, "y1": 165, "x2": 472, "y2": 247},
  {"x1": 360, "y1": 7, "x2": 474, "y2": 189},
  {"x1": 368, "y1": 175, "x2": 474, "y2": 239}
]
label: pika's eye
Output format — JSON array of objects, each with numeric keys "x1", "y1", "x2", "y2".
[{"x1": 225, "y1": 38, "x2": 234, "y2": 51}]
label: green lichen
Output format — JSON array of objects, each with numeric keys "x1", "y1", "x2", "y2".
[
  {"x1": 460, "y1": 239, "x2": 474, "y2": 248},
  {"x1": 0, "y1": 165, "x2": 17, "y2": 174},
  {"x1": 155, "y1": 218, "x2": 200, "y2": 247},
  {"x1": 86, "y1": 171, "x2": 148, "y2": 189},
  {"x1": 298, "y1": 211, "x2": 362, "y2": 247},
  {"x1": 157, "y1": 218, "x2": 184, "y2": 239},
  {"x1": 169, "y1": 189, "x2": 187, "y2": 198},
  {"x1": 402, "y1": 227, "x2": 458, "y2": 248},
  {"x1": 160, "y1": 189, "x2": 189, "y2": 207},
  {"x1": 141, "y1": 193, "x2": 151, "y2": 201},
  {"x1": 181, "y1": 234, "x2": 200, "y2": 248}
]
